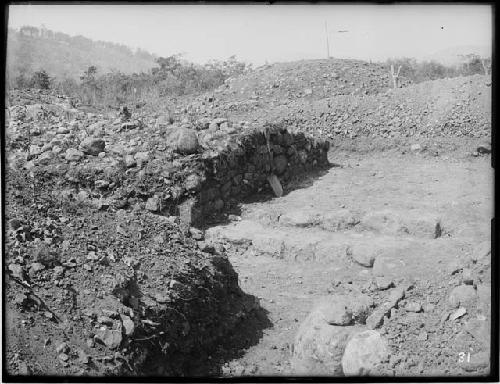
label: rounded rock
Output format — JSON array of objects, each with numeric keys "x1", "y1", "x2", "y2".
[
  {"x1": 79, "y1": 137, "x2": 105, "y2": 156},
  {"x1": 341, "y1": 330, "x2": 390, "y2": 376},
  {"x1": 291, "y1": 311, "x2": 361, "y2": 375},
  {"x1": 448, "y1": 285, "x2": 477, "y2": 308},
  {"x1": 176, "y1": 128, "x2": 199, "y2": 155}
]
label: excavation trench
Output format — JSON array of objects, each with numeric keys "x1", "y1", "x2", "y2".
[{"x1": 109, "y1": 125, "x2": 332, "y2": 375}]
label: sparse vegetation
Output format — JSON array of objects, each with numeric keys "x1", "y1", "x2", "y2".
[
  {"x1": 386, "y1": 55, "x2": 490, "y2": 84},
  {"x1": 8, "y1": 25, "x2": 252, "y2": 108}
]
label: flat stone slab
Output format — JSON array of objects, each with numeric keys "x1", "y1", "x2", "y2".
[
  {"x1": 360, "y1": 208, "x2": 442, "y2": 239},
  {"x1": 208, "y1": 220, "x2": 467, "y2": 277}
]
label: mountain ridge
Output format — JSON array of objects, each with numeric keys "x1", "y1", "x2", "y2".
[{"x1": 6, "y1": 26, "x2": 158, "y2": 84}]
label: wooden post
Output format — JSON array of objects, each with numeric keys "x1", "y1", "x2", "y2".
[
  {"x1": 390, "y1": 65, "x2": 402, "y2": 88},
  {"x1": 481, "y1": 59, "x2": 489, "y2": 76},
  {"x1": 325, "y1": 21, "x2": 330, "y2": 59}
]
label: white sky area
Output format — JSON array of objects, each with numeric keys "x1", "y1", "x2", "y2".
[{"x1": 8, "y1": 4, "x2": 492, "y2": 66}]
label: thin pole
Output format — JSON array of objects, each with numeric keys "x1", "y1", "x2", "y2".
[{"x1": 325, "y1": 21, "x2": 330, "y2": 59}]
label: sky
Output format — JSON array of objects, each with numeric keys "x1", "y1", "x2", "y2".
[{"x1": 8, "y1": 4, "x2": 493, "y2": 66}]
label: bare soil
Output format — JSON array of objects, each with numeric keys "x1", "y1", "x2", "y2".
[{"x1": 208, "y1": 147, "x2": 493, "y2": 377}]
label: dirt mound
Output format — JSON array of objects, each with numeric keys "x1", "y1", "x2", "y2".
[
  {"x1": 277, "y1": 74, "x2": 491, "y2": 140},
  {"x1": 219, "y1": 59, "x2": 406, "y2": 101},
  {"x1": 4, "y1": 160, "x2": 267, "y2": 376},
  {"x1": 4, "y1": 90, "x2": 267, "y2": 377},
  {"x1": 165, "y1": 60, "x2": 490, "y2": 145},
  {"x1": 4, "y1": 88, "x2": 329, "y2": 377}
]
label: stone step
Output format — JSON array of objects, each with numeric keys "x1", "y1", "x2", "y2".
[
  {"x1": 206, "y1": 220, "x2": 469, "y2": 277},
  {"x1": 358, "y1": 209, "x2": 442, "y2": 239},
  {"x1": 241, "y1": 206, "x2": 442, "y2": 239}
]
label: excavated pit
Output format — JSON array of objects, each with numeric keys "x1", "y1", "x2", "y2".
[{"x1": 4, "y1": 96, "x2": 331, "y2": 377}]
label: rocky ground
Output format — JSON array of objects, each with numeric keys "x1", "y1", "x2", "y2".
[{"x1": 4, "y1": 58, "x2": 494, "y2": 378}]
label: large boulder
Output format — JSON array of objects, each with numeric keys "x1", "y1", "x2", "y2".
[
  {"x1": 168, "y1": 127, "x2": 199, "y2": 155},
  {"x1": 291, "y1": 294, "x2": 373, "y2": 375},
  {"x1": 291, "y1": 310, "x2": 361, "y2": 375},
  {"x1": 79, "y1": 137, "x2": 106, "y2": 156},
  {"x1": 341, "y1": 330, "x2": 390, "y2": 376}
]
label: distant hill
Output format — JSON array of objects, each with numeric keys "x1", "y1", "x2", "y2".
[
  {"x1": 6, "y1": 26, "x2": 158, "y2": 85},
  {"x1": 424, "y1": 45, "x2": 491, "y2": 66}
]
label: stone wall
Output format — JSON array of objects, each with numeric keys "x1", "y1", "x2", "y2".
[{"x1": 178, "y1": 124, "x2": 330, "y2": 227}]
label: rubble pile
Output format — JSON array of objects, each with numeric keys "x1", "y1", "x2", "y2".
[
  {"x1": 4, "y1": 88, "x2": 329, "y2": 376},
  {"x1": 6, "y1": 90, "x2": 329, "y2": 229},
  {"x1": 276, "y1": 75, "x2": 491, "y2": 140},
  {"x1": 165, "y1": 62, "x2": 490, "y2": 142},
  {"x1": 290, "y1": 239, "x2": 491, "y2": 377}
]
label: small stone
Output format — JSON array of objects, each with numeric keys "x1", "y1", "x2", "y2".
[
  {"x1": 184, "y1": 173, "x2": 203, "y2": 191},
  {"x1": 477, "y1": 143, "x2": 491, "y2": 154},
  {"x1": 471, "y1": 241, "x2": 490, "y2": 262},
  {"x1": 9, "y1": 218, "x2": 23, "y2": 231},
  {"x1": 465, "y1": 318, "x2": 489, "y2": 344},
  {"x1": 175, "y1": 128, "x2": 199, "y2": 155},
  {"x1": 124, "y1": 154, "x2": 136, "y2": 168},
  {"x1": 58, "y1": 353, "x2": 69, "y2": 362},
  {"x1": 134, "y1": 151, "x2": 149, "y2": 163},
  {"x1": 189, "y1": 227, "x2": 204, "y2": 240},
  {"x1": 375, "y1": 277, "x2": 394, "y2": 290},
  {"x1": 8, "y1": 263, "x2": 25, "y2": 280},
  {"x1": 95, "y1": 179, "x2": 109, "y2": 189},
  {"x1": 121, "y1": 315, "x2": 135, "y2": 336},
  {"x1": 14, "y1": 293, "x2": 28, "y2": 306},
  {"x1": 450, "y1": 307, "x2": 467, "y2": 321},
  {"x1": 97, "y1": 316, "x2": 114, "y2": 326},
  {"x1": 387, "y1": 287, "x2": 405, "y2": 308},
  {"x1": 95, "y1": 328, "x2": 122, "y2": 349},
  {"x1": 405, "y1": 302, "x2": 422, "y2": 313},
  {"x1": 53, "y1": 265, "x2": 64, "y2": 278},
  {"x1": 410, "y1": 144, "x2": 422, "y2": 152},
  {"x1": 366, "y1": 308, "x2": 386, "y2": 330},
  {"x1": 417, "y1": 331, "x2": 428, "y2": 341},
  {"x1": 56, "y1": 342, "x2": 69, "y2": 354},
  {"x1": 78, "y1": 350, "x2": 90, "y2": 364},
  {"x1": 154, "y1": 292, "x2": 169, "y2": 304},
  {"x1": 314, "y1": 296, "x2": 353, "y2": 326},
  {"x1": 347, "y1": 244, "x2": 376, "y2": 268},
  {"x1": 79, "y1": 137, "x2": 105, "y2": 156},
  {"x1": 102, "y1": 309, "x2": 119, "y2": 318},
  {"x1": 145, "y1": 197, "x2": 161, "y2": 212},
  {"x1": 27, "y1": 262, "x2": 45, "y2": 278},
  {"x1": 272, "y1": 154, "x2": 288, "y2": 175},
  {"x1": 65, "y1": 148, "x2": 84, "y2": 161},
  {"x1": 267, "y1": 174, "x2": 283, "y2": 198},
  {"x1": 448, "y1": 285, "x2": 477, "y2": 308},
  {"x1": 461, "y1": 268, "x2": 474, "y2": 285},
  {"x1": 18, "y1": 361, "x2": 30, "y2": 375},
  {"x1": 423, "y1": 303, "x2": 435, "y2": 313},
  {"x1": 44, "y1": 311, "x2": 54, "y2": 319}
]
